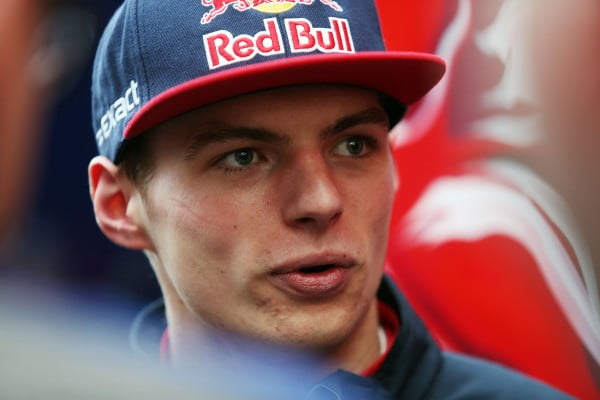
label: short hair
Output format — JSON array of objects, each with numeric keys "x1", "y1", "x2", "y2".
[
  {"x1": 378, "y1": 92, "x2": 406, "y2": 128},
  {"x1": 115, "y1": 129, "x2": 155, "y2": 190}
]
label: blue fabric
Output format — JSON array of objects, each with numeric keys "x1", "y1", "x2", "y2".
[
  {"x1": 91, "y1": 0, "x2": 385, "y2": 161},
  {"x1": 303, "y1": 276, "x2": 576, "y2": 399},
  {"x1": 132, "y1": 275, "x2": 575, "y2": 399},
  {"x1": 428, "y1": 352, "x2": 574, "y2": 400}
]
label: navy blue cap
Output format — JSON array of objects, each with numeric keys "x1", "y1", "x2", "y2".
[{"x1": 92, "y1": 0, "x2": 445, "y2": 162}]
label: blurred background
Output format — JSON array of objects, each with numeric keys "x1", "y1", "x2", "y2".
[
  {"x1": 0, "y1": 0, "x2": 160, "y2": 336},
  {"x1": 1, "y1": 1, "x2": 599, "y2": 399},
  {"x1": 378, "y1": 1, "x2": 600, "y2": 398}
]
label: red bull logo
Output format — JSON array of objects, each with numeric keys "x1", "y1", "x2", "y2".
[
  {"x1": 201, "y1": 0, "x2": 343, "y2": 25},
  {"x1": 203, "y1": 17, "x2": 354, "y2": 69}
]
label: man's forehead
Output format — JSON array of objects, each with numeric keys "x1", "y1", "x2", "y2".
[{"x1": 152, "y1": 84, "x2": 388, "y2": 137}]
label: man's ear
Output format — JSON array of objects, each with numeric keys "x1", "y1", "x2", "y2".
[{"x1": 88, "y1": 156, "x2": 152, "y2": 250}]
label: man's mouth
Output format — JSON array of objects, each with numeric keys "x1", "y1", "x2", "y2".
[
  {"x1": 299, "y1": 264, "x2": 335, "y2": 273},
  {"x1": 269, "y1": 255, "x2": 356, "y2": 299}
]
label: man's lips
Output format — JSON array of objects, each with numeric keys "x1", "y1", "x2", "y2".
[
  {"x1": 268, "y1": 253, "x2": 356, "y2": 299},
  {"x1": 270, "y1": 253, "x2": 356, "y2": 274}
]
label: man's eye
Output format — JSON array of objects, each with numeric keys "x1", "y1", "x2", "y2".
[
  {"x1": 333, "y1": 137, "x2": 371, "y2": 157},
  {"x1": 219, "y1": 148, "x2": 261, "y2": 169}
]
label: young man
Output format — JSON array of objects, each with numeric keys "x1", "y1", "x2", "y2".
[{"x1": 88, "y1": 0, "x2": 573, "y2": 398}]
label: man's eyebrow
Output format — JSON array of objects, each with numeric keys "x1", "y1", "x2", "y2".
[
  {"x1": 322, "y1": 107, "x2": 390, "y2": 139},
  {"x1": 183, "y1": 107, "x2": 389, "y2": 160},
  {"x1": 184, "y1": 127, "x2": 290, "y2": 160}
]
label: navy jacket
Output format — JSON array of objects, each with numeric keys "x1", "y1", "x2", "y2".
[
  {"x1": 305, "y1": 276, "x2": 574, "y2": 399},
  {"x1": 132, "y1": 276, "x2": 574, "y2": 399}
]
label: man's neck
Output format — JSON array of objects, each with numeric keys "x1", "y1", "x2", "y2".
[
  {"x1": 165, "y1": 298, "x2": 382, "y2": 377},
  {"x1": 320, "y1": 299, "x2": 381, "y2": 374}
]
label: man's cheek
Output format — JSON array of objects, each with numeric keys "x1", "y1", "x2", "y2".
[
  {"x1": 148, "y1": 191, "x2": 238, "y2": 258},
  {"x1": 369, "y1": 179, "x2": 395, "y2": 238}
]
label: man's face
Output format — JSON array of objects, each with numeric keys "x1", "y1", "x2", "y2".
[{"x1": 135, "y1": 85, "x2": 396, "y2": 350}]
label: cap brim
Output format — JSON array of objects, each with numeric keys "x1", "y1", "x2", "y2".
[{"x1": 124, "y1": 51, "x2": 445, "y2": 139}]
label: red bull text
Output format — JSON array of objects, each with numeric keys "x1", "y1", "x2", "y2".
[
  {"x1": 203, "y1": 17, "x2": 354, "y2": 69},
  {"x1": 201, "y1": 0, "x2": 343, "y2": 25}
]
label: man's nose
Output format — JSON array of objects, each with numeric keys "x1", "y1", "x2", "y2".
[{"x1": 280, "y1": 153, "x2": 343, "y2": 232}]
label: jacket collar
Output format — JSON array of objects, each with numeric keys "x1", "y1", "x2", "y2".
[
  {"x1": 131, "y1": 275, "x2": 443, "y2": 398},
  {"x1": 373, "y1": 275, "x2": 443, "y2": 397},
  {"x1": 314, "y1": 276, "x2": 443, "y2": 399}
]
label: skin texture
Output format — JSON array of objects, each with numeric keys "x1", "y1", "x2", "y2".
[{"x1": 89, "y1": 85, "x2": 398, "y2": 374}]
